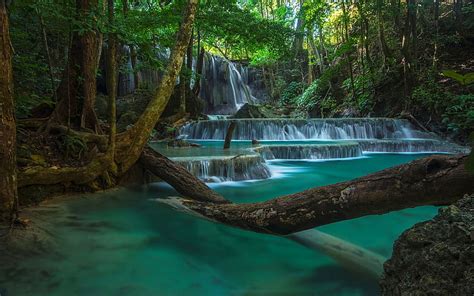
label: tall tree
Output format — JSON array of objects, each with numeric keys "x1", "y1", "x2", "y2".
[
  {"x1": 0, "y1": 0, "x2": 17, "y2": 222},
  {"x1": 47, "y1": 0, "x2": 102, "y2": 132}
]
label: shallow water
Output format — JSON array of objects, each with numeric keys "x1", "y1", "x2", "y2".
[{"x1": 1, "y1": 154, "x2": 438, "y2": 296}]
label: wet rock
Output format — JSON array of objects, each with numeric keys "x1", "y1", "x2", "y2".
[
  {"x1": 251, "y1": 139, "x2": 260, "y2": 145},
  {"x1": 233, "y1": 103, "x2": 268, "y2": 118},
  {"x1": 380, "y1": 195, "x2": 474, "y2": 295},
  {"x1": 337, "y1": 106, "x2": 361, "y2": 118},
  {"x1": 167, "y1": 139, "x2": 201, "y2": 148}
]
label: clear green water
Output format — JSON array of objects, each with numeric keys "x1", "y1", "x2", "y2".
[{"x1": 1, "y1": 154, "x2": 438, "y2": 296}]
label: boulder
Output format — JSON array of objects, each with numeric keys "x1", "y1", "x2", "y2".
[
  {"x1": 380, "y1": 195, "x2": 474, "y2": 295},
  {"x1": 233, "y1": 103, "x2": 268, "y2": 118}
]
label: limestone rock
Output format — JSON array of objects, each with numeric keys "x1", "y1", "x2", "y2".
[{"x1": 380, "y1": 195, "x2": 474, "y2": 295}]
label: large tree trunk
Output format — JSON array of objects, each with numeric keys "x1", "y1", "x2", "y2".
[
  {"x1": 47, "y1": 0, "x2": 101, "y2": 132},
  {"x1": 0, "y1": 0, "x2": 17, "y2": 222},
  {"x1": 115, "y1": 0, "x2": 198, "y2": 173},
  {"x1": 140, "y1": 148, "x2": 473, "y2": 235},
  {"x1": 78, "y1": 0, "x2": 101, "y2": 132}
]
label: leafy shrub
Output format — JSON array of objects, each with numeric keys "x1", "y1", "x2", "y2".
[
  {"x1": 413, "y1": 71, "x2": 474, "y2": 135},
  {"x1": 412, "y1": 71, "x2": 447, "y2": 114},
  {"x1": 56, "y1": 134, "x2": 87, "y2": 160},
  {"x1": 280, "y1": 81, "x2": 304, "y2": 106},
  {"x1": 442, "y1": 94, "x2": 474, "y2": 133},
  {"x1": 295, "y1": 80, "x2": 322, "y2": 109},
  {"x1": 342, "y1": 75, "x2": 374, "y2": 114}
]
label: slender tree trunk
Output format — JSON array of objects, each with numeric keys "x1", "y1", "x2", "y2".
[
  {"x1": 401, "y1": 0, "x2": 414, "y2": 100},
  {"x1": 106, "y1": 0, "x2": 117, "y2": 174},
  {"x1": 186, "y1": 31, "x2": 193, "y2": 89},
  {"x1": 0, "y1": 0, "x2": 17, "y2": 222},
  {"x1": 408, "y1": 0, "x2": 417, "y2": 70},
  {"x1": 178, "y1": 58, "x2": 186, "y2": 114},
  {"x1": 341, "y1": 0, "x2": 356, "y2": 100},
  {"x1": 433, "y1": 0, "x2": 440, "y2": 68},
  {"x1": 115, "y1": 0, "x2": 198, "y2": 173},
  {"x1": 376, "y1": 0, "x2": 390, "y2": 67},
  {"x1": 293, "y1": 0, "x2": 305, "y2": 55},
  {"x1": 223, "y1": 121, "x2": 236, "y2": 149},
  {"x1": 193, "y1": 46, "x2": 205, "y2": 96},
  {"x1": 37, "y1": 12, "x2": 57, "y2": 102}
]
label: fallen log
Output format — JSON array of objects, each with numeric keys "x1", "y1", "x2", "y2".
[{"x1": 142, "y1": 148, "x2": 473, "y2": 235}]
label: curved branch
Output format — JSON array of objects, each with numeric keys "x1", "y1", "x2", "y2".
[
  {"x1": 18, "y1": 153, "x2": 112, "y2": 187},
  {"x1": 139, "y1": 147, "x2": 228, "y2": 204}
]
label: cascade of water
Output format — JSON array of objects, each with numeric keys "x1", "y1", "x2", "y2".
[
  {"x1": 173, "y1": 155, "x2": 271, "y2": 182},
  {"x1": 180, "y1": 118, "x2": 434, "y2": 140},
  {"x1": 255, "y1": 143, "x2": 363, "y2": 160},
  {"x1": 358, "y1": 139, "x2": 469, "y2": 154},
  {"x1": 199, "y1": 54, "x2": 259, "y2": 114}
]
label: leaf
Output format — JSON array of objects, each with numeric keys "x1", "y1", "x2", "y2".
[
  {"x1": 465, "y1": 73, "x2": 474, "y2": 85},
  {"x1": 442, "y1": 70, "x2": 466, "y2": 85},
  {"x1": 442, "y1": 70, "x2": 474, "y2": 85}
]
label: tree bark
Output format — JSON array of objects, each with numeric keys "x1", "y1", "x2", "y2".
[
  {"x1": 0, "y1": 0, "x2": 17, "y2": 222},
  {"x1": 150, "y1": 153, "x2": 473, "y2": 235},
  {"x1": 48, "y1": 0, "x2": 101, "y2": 131},
  {"x1": 106, "y1": 0, "x2": 117, "y2": 175},
  {"x1": 139, "y1": 147, "x2": 228, "y2": 204},
  {"x1": 192, "y1": 46, "x2": 205, "y2": 96},
  {"x1": 79, "y1": 0, "x2": 101, "y2": 132},
  {"x1": 341, "y1": 0, "x2": 356, "y2": 100}
]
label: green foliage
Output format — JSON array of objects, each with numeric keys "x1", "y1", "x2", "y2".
[
  {"x1": 413, "y1": 72, "x2": 474, "y2": 135},
  {"x1": 198, "y1": 0, "x2": 294, "y2": 62},
  {"x1": 442, "y1": 94, "x2": 474, "y2": 133},
  {"x1": 342, "y1": 75, "x2": 373, "y2": 114},
  {"x1": 280, "y1": 81, "x2": 304, "y2": 106},
  {"x1": 442, "y1": 70, "x2": 474, "y2": 86},
  {"x1": 296, "y1": 80, "x2": 320, "y2": 109},
  {"x1": 56, "y1": 135, "x2": 88, "y2": 160},
  {"x1": 412, "y1": 74, "x2": 446, "y2": 114}
]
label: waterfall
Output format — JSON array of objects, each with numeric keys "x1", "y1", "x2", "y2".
[
  {"x1": 255, "y1": 143, "x2": 363, "y2": 160},
  {"x1": 199, "y1": 54, "x2": 259, "y2": 114},
  {"x1": 180, "y1": 118, "x2": 433, "y2": 140},
  {"x1": 112, "y1": 50, "x2": 264, "y2": 115},
  {"x1": 358, "y1": 139, "x2": 469, "y2": 154},
  {"x1": 172, "y1": 155, "x2": 271, "y2": 182}
]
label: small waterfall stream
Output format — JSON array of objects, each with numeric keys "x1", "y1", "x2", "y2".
[
  {"x1": 199, "y1": 54, "x2": 259, "y2": 114},
  {"x1": 173, "y1": 155, "x2": 271, "y2": 182}
]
